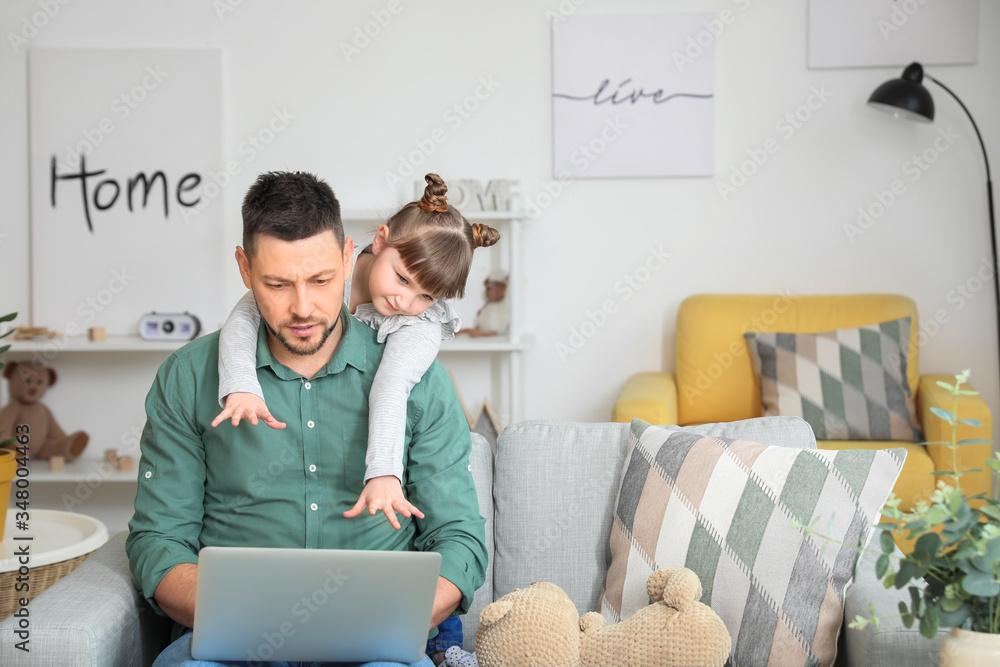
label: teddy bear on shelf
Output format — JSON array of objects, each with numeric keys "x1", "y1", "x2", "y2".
[
  {"x1": 0, "y1": 361, "x2": 89, "y2": 461},
  {"x1": 474, "y1": 567, "x2": 731, "y2": 667},
  {"x1": 457, "y1": 269, "x2": 509, "y2": 338}
]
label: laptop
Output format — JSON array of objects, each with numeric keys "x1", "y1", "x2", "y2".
[{"x1": 191, "y1": 546, "x2": 442, "y2": 663}]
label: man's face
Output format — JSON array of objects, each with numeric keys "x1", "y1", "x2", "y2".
[{"x1": 237, "y1": 230, "x2": 354, "y2": 359}]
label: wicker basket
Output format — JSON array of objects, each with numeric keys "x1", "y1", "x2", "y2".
[{"x1": 0, "y1": 549, "x2": 95, "y2": 620}]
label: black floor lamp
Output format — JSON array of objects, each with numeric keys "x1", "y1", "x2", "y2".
[{"x1": 868, "y1": 62, "x2": 997, "y2": 407}]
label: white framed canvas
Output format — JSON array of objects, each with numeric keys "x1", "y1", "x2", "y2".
[
  {"x1": 28, "y1": 48, "x2": 225, "y2": 336},
  {"x1": 808, "y1": 0, "x2": 978, "y2": 69},
  {"x1": 552, "y1": 13, "x2": 715, "y2": 178}
]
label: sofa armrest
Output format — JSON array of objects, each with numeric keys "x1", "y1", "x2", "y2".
[
  {"x1": 917, "y1": 373, "x2": 994, "y2": 500},
  {"x1": 612, "y1": 372, "x2": 678, "y2": 425},
  {"x1": 838, "y1": 542, "x2": 946, "y2": 666},
  {"x1": 0, "y1": 531, "x2": 170, "y2": 667}
]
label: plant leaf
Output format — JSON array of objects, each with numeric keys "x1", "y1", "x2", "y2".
[
  {"x1": 957, "y1": 419, "x2": 983, "y2": 427},
  {"x1": 0, "y1": 312, "x2": 16, "y2": 323},
  {"x1": 957, "y1": 439, "x2": 992, "y2": 446},
  {"x1": 919, "y1": 604, "x2": 938, "y2": 639},
  {"x1": 876, "y1": 554, "x2": 889, "y2": 579},
  {"x1": 962, "y1": 571, "x2": 1000, "y2": 597},
  {"x1": 930, "y1": 406, "x2": 956, "y2": 422},
  {"x1": 935, "y1": 380, "x2": 955, "y2": 391},
  {"x1": 912, "y1": 533, "x2": 941, "y2": 563},
  {"x1": 896, "y1": 559, "x2": 916, "y2": 588},
  {"x1": 880, "y1": 530, "x2": 895, "y2": 554}
]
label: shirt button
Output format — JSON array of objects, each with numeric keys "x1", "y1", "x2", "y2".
[
  {"x1": 144, "y1": 471, "x2": 152, "y2": 479},
  {"x1": 310, "y1": 503, "x2": 318, "y2": 511},
  {"x1": 307, "y1": 420, "x2": 315, "y2": 429},
  {"x1": 304, "y1": 382, "x2": 312, "y2": 390},
  {"x1": 309, "y1": 464, "x2": 317, "y2": 472}
]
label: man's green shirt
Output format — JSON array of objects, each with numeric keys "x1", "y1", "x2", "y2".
[{"x1": 126, "y1": 307, "x2": 487, "y2": 622}]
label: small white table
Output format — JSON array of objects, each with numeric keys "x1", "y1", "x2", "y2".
[{"x1": 0, "y1": 509, "x2": 109, "y2": 572}]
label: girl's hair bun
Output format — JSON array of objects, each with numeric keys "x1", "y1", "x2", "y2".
[
  {"x1": 471, "y1": 223, "x2": 500, "y2": 249},
  {"x1": 418, "y1": 173, "x2": 449, "y2": 213}
]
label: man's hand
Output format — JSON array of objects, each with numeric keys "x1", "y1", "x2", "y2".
[
  {"x1": 154, "y1": 563, "x2": 198, "y2": 629},
  {"x1": 430, "y1": 576, "x2": 462, "y2": 629},
  {"x1": 342, "y1": 475, "x2": 425, "y2": 530},
  {"x1": 211, "y1": 392, "x2": 287, "y2": 429}
]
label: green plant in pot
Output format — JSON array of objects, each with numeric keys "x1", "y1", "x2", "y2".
[{"x1": 850, "y1": 370, "x2": 1000, "y2": 664}]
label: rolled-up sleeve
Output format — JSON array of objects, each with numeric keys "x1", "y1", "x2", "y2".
[
  {"x1": 404, "y1": 365, "x2": 488, "y2": 615},
  {"x1": 125, "y1": 352, "x2": 207, "y2": 615}
]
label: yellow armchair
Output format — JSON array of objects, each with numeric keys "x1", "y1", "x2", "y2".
[{"x1": 613, "y1": 294, "x2": 994, "y2": 511}]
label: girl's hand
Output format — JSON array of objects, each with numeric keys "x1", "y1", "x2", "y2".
[
  {"x1": 211, "y1": 392, "x2": 287, "y2": 429},
  {"x1": 343, "y1": 475, "x2": 425, "y2": 529}
]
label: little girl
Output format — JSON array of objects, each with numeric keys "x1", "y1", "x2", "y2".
[{"x1": 212, "y1": 173, "x2": 500, "y2": 530}]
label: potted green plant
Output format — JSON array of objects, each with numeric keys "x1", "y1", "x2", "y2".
[{"x1": 848, "y1": 370, "x2": 1000, "y2": 664}]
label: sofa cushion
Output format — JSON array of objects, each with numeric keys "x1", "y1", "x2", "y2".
[
  {"x1": 744, "y1": 317, "x2": 922, "y2": 442},
  {"x1": 486, "y1": 416, "x2": 816, "y2": 652},
  {"x1": 675, "y1": 294, "x2": 920, "y2": 425},
  {"x1": 819, "y1": 440, "x2": 934, "y2": 512},
  {"x1": 599, "y1": 419, "x2": 905, "y2": 667}
]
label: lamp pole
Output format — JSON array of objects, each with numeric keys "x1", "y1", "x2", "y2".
[
  {"x1": 924, "y1": 74, "x2": 998, "y2": 410},
  {"x1": 869, "y1": 62, "x2": 998, "y2": 412}
]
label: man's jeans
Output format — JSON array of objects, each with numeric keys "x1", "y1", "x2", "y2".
[{"x1": 153, "y1": 632, "x2": 435, "y2": 667}]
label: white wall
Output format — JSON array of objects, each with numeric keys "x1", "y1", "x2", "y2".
[{"x1": 2, "y1": 0, "x2": 999, "y2": 432}]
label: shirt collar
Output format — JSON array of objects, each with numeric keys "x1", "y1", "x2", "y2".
[{"x1": 255, "y1": 305, "x2": 369, "y2": 380}]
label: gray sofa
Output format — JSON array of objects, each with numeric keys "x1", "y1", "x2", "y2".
[{"x1": 0, "y1": 417, "x2": 944, "y2": 666}]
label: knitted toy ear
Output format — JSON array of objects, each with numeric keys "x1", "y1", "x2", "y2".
[
  {"x1": 648, "y1": 567, "x2": 702, "y2": 611},
  {"x1": 579, "y1": 611, "x2": 606, "y2": 635},
  {"x1": 2, "y1": 361, "x2": 17, "y2": 379},
  {"x1": 479, "y1": 598, "x2": 514, "y2": 626}
]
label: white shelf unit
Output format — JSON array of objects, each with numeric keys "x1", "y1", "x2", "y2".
[
  {"x1": 7, "y1": 335, "x2": 186, "y2": 353},
  {"x1": 2, "y1": 336, "x2": 175, "y2": 534},
  {"x1": 342, "y1": 209, "x2": 528, "y2": 425},
  {"x1": 3, "y1": 335, "x2": 179, "y2": 485},
  {"x1": 16, "y1": 459, "x2": 138, "y2": 483}
]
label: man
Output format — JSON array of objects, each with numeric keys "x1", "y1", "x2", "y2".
[{"x1": 126, "y1": 171, "x2": 488, "y2": 666}]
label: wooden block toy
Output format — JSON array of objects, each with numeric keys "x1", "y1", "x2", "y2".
[
  {"x1": 104, "y1": 448, "x2": 119, "y2": 464},
  {"x1": 117, "y1": 456, "x2": 134, "y2": 472},
  {"x1": 49, "y1": 456, "x2": 65, "y2": 471},
  {"x1": 14, "y1": 326, "x2": 50, "y2": 340},
  {"x1": 88, "y1": 326, "x2": 107, "y2": 342}
]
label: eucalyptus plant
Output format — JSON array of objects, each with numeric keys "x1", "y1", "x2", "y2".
[{"x1": 852, "y1": 370, "x2": 1000, "y2": 637}]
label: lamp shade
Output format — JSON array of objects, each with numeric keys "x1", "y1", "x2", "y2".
[{"x1": 868, "y1": 62, "x2": 935, "y2": 122}]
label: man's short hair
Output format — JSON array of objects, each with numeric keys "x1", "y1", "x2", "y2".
[{"x1": 241, "y1": 171, "x2": 344, "y2": 259}]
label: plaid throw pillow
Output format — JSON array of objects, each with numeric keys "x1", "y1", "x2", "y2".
[
  {"x1": 599, "y1": 419, "x2": 905, "y2": 667},
  {"x1": 743, "y1": 317, "x2": 922, "y2": 442}
]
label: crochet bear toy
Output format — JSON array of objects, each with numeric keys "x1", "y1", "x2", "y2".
[
  {"x1": 0, "y1": 361, "x2": 89, "y2": 460},
  {"x1": 475, "y1": 567, "x2": 731, "y2": 667}
]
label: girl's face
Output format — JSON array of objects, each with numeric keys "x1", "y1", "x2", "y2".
[{"x1": 368, "y1": 244, "x2": 438, "y2": 317}]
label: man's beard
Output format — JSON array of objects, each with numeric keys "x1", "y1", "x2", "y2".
[{"x1": 262, "y1": 315, "x2": 339, "y2": 356}]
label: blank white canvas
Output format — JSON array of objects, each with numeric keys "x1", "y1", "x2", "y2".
[
  {"x1": 552, "y1": 14, "x2": 715, "y2": 178},
  {"x1": 29, "y1": 49, "x2": 225, "y2": 336},
  {"x1": 808, "y1": 0, "x2": 978, "y2": 69}
]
